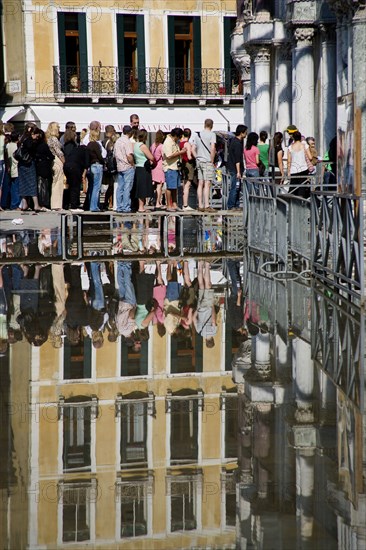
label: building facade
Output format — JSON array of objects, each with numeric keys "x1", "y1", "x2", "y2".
[
  {"x1": 232, "y1": 0, "x2": 366, "y2": 186},
  {"x1": 0, "y1": 0, "x2": 244, "y2": 132}
]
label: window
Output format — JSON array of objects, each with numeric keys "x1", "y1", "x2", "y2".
[
  {"x1": 166, "y1": 390, "x2": 203, "y2": 464},
  {"x1": 60, "y1": 480, "x2": 96, "y2": 542},
  {"x1": 221, "y1": 391, "x2": 239, "y2": 459},
  {"x1": 59, "y1": 396, "x2": 98, "y2": 471},
  {"x1": 221, "y1": 470, "x2": 237, "y2": 527},
  {"x1": 167, "y1": 471, "x2": 202, "y2": 532},
  {"x1": 117, "y1": 475, "x2": 153, "y2": 538},
  {"x1": 57, "y1": 13, "x2": 88, "y2": 93},
  {"x1": 116, "y1": 392, "x2": 155, "y2": 468},
  {"x1": 116, "y1": 15, "x2": 146, "y2": 93},
  {"x1": 168, "y1": 16, "x2": 201, "y2": 94}
]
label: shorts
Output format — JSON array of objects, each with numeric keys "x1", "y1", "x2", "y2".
[
  {"x1": 197, "y1": 288, "x2": 214, "y2": 309},
  {"x1": 165, "y1": 169, "x2": 180, "y2": 190},
  {"x1": 197, "y1": 161, "x2": 215, "y2": 182}
]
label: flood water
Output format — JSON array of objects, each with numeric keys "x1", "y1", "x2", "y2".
[{"x1": 0, "y1": 215, "x2": 364, "y2": 549}]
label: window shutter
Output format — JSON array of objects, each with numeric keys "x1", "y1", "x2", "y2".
[
  {"x1": 168, "y1": 16, "x2": 175, "y2": 94},
  {"x1": 78, "y1": 13, "x2": 88, "y2": 93},
  {"x1": 116, "y1": 14, "x2": 125, "y2": 93},
  {"x1": 224, "y1": 17, "x2": 232, "y2": 93},
  {"x1": 193, "y1": 17, "x2": 201, "y2": 94},
  {"x1": 136, "y1": 15, "x2": 146, "y2": 93},
  {"x1": 57, "y1": 13, "x2": 66, "y2": 92}
]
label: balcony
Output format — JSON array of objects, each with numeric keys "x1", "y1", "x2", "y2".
[{"x1": 52, "y1": 66, "x2": 243, "y2": 104}]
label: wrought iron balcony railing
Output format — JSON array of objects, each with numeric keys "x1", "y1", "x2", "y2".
[{"x1": 53, "y1": 66, "x2": 242, "y2": 98}]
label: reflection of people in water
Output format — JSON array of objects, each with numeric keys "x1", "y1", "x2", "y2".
[
  {"x1": 226, "y1": 259, "x2": 247, "y2": 340},
  {"x1": 193, "y1": 260, "x2": 217, "y2": 348}
]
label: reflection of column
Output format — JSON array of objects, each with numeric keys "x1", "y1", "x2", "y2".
[
  {"x1": 276, "y1": 43, "x2": 292, "y2": 133},
  {"x1": 296, "y1": 450, "x2": 315, "y2": 547},
  {"x1": 253, "y1": 332, "x2": 271, "y2": 378},
  {"x1": 319, "y1": 25, "x2": 337, "y2": 155},
  {"x1": 292, "y1": 27, "x2": 315, "y2": 137},
  {"x1": 249, "y1": 47, "x2": 271, "y2": 133},
  {"x1": 292, "y1": 338, "x2": 314, "y2": 423}
]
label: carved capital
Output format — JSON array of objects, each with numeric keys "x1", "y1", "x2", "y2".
[
  {"x1": 328, "y1": 0, "x2": 363, "y2": 18},
  {"x1": 294, "y1": 26, "x2": 315, "y2": 46},
  {"x1": 247, "y1": 46, "x2": 271, "y2": 64}
]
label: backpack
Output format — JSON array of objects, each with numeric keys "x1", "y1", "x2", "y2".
[{"x1": 105, "y1": 146, "x2": 117, "y2": 175}]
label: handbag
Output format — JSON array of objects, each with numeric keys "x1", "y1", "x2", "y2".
[{"x1": 13, "y1": 142, "x2": 32, "y2": 166}]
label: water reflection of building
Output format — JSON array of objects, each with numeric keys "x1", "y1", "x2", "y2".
[
  {"x1": 0, "y1": 260, "x2": 240, "y2": 549},
  {"x1": 236, "y1": 272, "x2": 366, "y2": 548}
]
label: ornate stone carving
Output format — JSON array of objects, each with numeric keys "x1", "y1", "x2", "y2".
[
  {"x1": 327, "y1": 0, "x2": 364, "y2": 18},
  {"x1": 293, "y1": 26, "x2": 315, "y2": 46},
  {"x1": 247, "y1": 46, "x2": 271, "y2": 64},
  {"x1": 241, "y1": 0, "x2": 253, "y2": 20}
]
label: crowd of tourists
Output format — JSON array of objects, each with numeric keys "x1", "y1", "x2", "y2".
[{"x1": 0, "y1": 115, "x2": 336, "y2": 214}]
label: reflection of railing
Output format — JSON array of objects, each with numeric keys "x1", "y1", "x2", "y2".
[{"x1": 53, "y1": 66, "x2": 243, "y2": 97}]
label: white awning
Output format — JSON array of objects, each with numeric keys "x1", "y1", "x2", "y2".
[
  {"x1": 0, "y1": 105, "x2": 24, "y2": 123},
  {"x1": 27, "y1": 104, "x2": 243, "y2": 133}
]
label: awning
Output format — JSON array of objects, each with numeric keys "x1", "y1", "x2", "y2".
[
  {"x1": 27, "y1": 104, "x2": 243, "y2": 133},
  {"x1": 0, "y1": 105, "x2": 24, "y2": 123}
]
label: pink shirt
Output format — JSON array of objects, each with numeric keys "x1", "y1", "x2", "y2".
[
  {"x1": 150, "y1": 142, "x2": 165, "y2": 183},
  {"x1": 244, "y1": 146, "x2": 260, "y2": 169}
]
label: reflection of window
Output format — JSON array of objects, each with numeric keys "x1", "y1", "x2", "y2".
[
  {"x1": 120, "y1": 337, "x2": 148, "y2": 377},
  {"x1": 221, "y1": 390, "x2": 238, "y2": 459},
  {"x1": 117, "y1": 475, "x2": 153, "y2": 538},
  {"x1": 170, "y1": 330, "x2": 203, "y2": 374},
  {"x1": 116, "y1": 392, "x2": 155, "y2": 467},
  {"x1": 167, "y1": 471, "x2": 202, "y2": 532},
  {"x1": 60, "y1": 480, "x2": 96, "y2": 542},
  {"x1": 221, "y1": 470, "x2": 236, "y2": 527},
  {"x1": 63, "y1": 335, "x2": 92, "y2": 380},
  {"x1": 59, "y1": 396, "x2": 98, "y2": 471},
  {"x1": 166, "y1": 390, "x2": 203, "y2": 464}
]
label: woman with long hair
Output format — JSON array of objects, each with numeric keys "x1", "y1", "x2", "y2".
[
  {"x1": 86, "y1": 129, "x2": 104, "y2": 212},
  {"x1": 150, "y1": 130, "x2": 165, "y2": 209},
  {"x1": 46, "y1": 121, "x2": 65, "y2": 210},
  {"x1": 287, "y1": 130, "x2": 313, "y2": 198},
  {"x1": 179, "y1": 128, "x2": 195, "y2": 211},
  {"x1": 244, "y1": 132, "x2": 260, "y2": 190},
  {"x1": 18, "y1": 122, "x2": 43, "y2": 212},
  {"x1": 273, "y1": 131, "x2": 284, "y2": 182},
  {"x1": 34, "y1": 128, "x2": 54, "y2": 210},
  {"x1": 134, "y1": 129, "x2": 155, "y2": 213}
]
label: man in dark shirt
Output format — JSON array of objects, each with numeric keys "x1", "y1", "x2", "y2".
[{"x1": 227, "y1": 124, "x2": 247, "y2": 210}]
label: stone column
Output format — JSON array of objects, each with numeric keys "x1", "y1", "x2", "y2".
[
  {"x1": 292, "y1": 338, "x2": 314, "y2": 423},
  {"x1": 292, "y1": 27, "x2": 315, "y2": 137},
  {"x1": 319, "y1": 25, "x2": 337, "y2": 155},
  {"x1": 352, "y1": 3, "x2": 366, "y2": 195},
  {"x1": 276, "y1": 42, "x2": 292, "y2": 134},
  {"x1": 248, "y1": 46, "x2": 271, "y2": 133}
]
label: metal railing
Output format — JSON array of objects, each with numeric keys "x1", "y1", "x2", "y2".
[{"x1": 53, "y1": 66, "x2": 243, "y2": 97}]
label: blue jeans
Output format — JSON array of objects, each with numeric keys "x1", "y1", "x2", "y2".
[
  {"x1": 90, "y1": 163, "x2": 103, "y2": 212},
  {"x1": 116, "y1": 168, "x2": 135, "y2": 212},
  {"x1": 90, "y1": 262, "x2": 105, "y2": 310},
  {"x1": 11, "y1": 177, "x2": 21, "y2": 209},
  {"x1": 246, "y1": 168, "x2": 259, "y2": 193},
  {"x1": 227, "y1": 171, "x2": 240, "y2": 210},
  {"x1": 117, "y1": 262, "x2": 136, "y2": 305}
]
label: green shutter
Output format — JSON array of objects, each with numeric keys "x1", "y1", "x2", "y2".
[
  {"x1": 116, "y1": 14, "x2": 125, "y2": 93},
  {"x1": 83, "y1": 336, "x2": 92, "y2": 378},
  {"x1": 195, "y1": 333, "x2": 203, "y2": 373},
  {"x1": 193, "y1": 17, "x2": 201, "y2": 94},
  {"x1": 57, "y1": 13, "x2": 66, "y2": 92},
  {"x1": 136, "y1": 15, "x2": 146, "y2": 93},
  {"x1": 77, "y1": 13, "x2": 88, "y2": 93},
  {"x1": 224, "y1": 17, "x2": 232, "y2": 92},
  {"x1": 168, "y1": 16, "x2": 175, "y2": 94}
]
